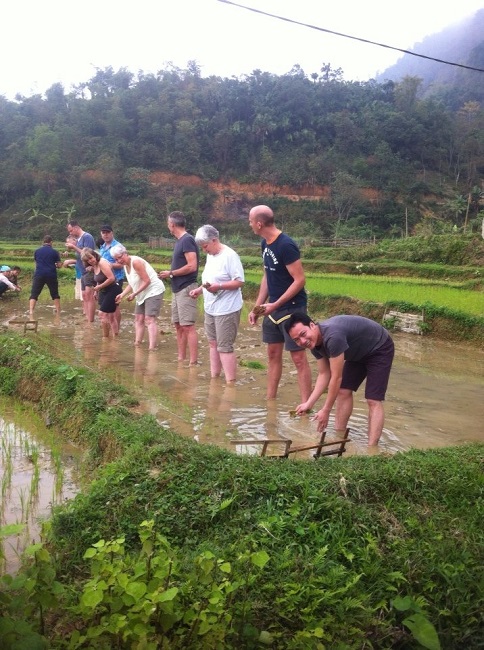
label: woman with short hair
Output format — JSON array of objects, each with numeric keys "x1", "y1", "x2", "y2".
[
  {"x1": 80, "y1": 247, "x2": 121, "y2": 337},
  {"x1": 189, "y1": 225, "x2": 244, "y2": 383},
  {"x1": 111, "y1": 244, "x2": 165, "y2": 351}
]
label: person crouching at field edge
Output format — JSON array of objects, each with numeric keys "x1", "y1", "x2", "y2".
[{"x1": 286, "y1": 313, "x2": 395, "y2": 446}]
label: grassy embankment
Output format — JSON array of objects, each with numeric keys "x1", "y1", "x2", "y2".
[{"x1": 0, "y1": 326, "x2": 482, "y2": 649}]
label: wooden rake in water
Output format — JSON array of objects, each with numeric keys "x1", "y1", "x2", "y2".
[{"x1": 231, "y1": 428, "x2": 351, "y2": 459}]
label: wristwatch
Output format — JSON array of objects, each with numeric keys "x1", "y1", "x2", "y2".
[{"x1": 169, "y1": 272, "x2": 174, "y2": 279}]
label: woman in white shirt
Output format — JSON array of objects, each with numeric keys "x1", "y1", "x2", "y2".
[
  {"x1": 112, "y1": 244, "x2": 165, "y2": 351},
  {"x1": 189, "y1": 225, "x2": 244, "y2": 383}
]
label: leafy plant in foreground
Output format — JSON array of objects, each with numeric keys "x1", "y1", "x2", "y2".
[
  {"x1": 68, "y1": 519, "x2": 270, "y2": 649},
  {"x1": 392, "y1": 595, "x2": 441, "y2": 650}
]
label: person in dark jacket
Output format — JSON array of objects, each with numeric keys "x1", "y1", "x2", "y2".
[{"x1": 29, "y1": 236, "x2": 61, "y2": 315}]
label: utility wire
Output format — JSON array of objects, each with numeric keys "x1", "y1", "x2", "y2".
[{"x1": 218, "y1": 0, "x2": 484, "y2": 73}]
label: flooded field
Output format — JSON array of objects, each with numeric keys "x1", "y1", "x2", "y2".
[
  {"x1": 1, "y1": 296, "x2": 483, "y2": 572},
  {"x1": 3, "y1": 297, "x2": 482, "y2": 456},
  {"x1": 0, "y1": 402, "x2": 80, "y2": 574}
]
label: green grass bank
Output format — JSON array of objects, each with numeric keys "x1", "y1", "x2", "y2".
[{"x1": 0, "y1": 332, "x2": 483, "y2": 649}]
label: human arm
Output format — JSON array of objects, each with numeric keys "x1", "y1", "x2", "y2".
[
  {"x1": 62, "y1": 259, "x2": 77, "y2": 268},
  {"x1": 115, "y1": 282, "x2": 132, "y2": 303},
  {"x1": 93, "y1": 259, "x2": 115, "y2": 292},
  {"x1": 159, "y1": 250, "x2": 198, "y2": 279},
  {"x1": 262, "y1": 258, "x2": 305, "y2": 316},
  {"x1": 0, "y1": 274, "x2": 20, "y2": 291},
  {"x1": 311, "y1": 353, "x2": 345, "y2": 432},
  {"x1": 124, "y1": 258, "x2": 151, "y2": 302},
  {"x1": 295, "y1": 358, "x2": 331, "y2": 414},
  {"x1": 189, "y1": 285, "x2": 203, "y2": 298},
  {"x1": 211, "y1": 278, "x2": 244, "y2": 293}
]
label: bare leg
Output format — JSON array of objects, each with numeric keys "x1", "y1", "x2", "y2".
[
  {"x1": 109, "y1": 313, "x2": 119, "y2": 336},
  {"x1": 134, "y1": 314, "x2": 145, "y2": 345},
  {"x1": 53, "y1": 298, "x2": 60, "y2": 315},
  {"x1": 146, "y1": 315, "x2": 159, "y2": 350},
  {"x1": 290, "y1": 349, "x2": 312, "y2": 402},
  {"x1": 115, "y1": 305, "x2": 121, "y2": 329},
  {"x1": 209, "y1": 340, "x2": 222, "y2": 377},
  {"x1": 29, "y1": 298, "x2": 36, "y2": 316},
  {"x1": 367, "y1": 399, "x2": 385, "y2": 446},
  {"x1": 266, "y1": 342, "x2": 284, "y2": 399},
  {"x1": 175, "y1": 322, "x2": 187, "y2": 361},
  {"x1": 220, "y1": 351, "x2": 237, "y2": 383},
  {"x1": 335, "y1": 388, "x2": 354, "y2": 434},
  {"x1": 185, "y1": 324, "x2": 199, "y2": 364},
  {"x1": 99, "y1": 312, "x2": 110, "y2": 338},
  {"x1": 83, "y1": 287, "x2": 96, "y2": 322}
]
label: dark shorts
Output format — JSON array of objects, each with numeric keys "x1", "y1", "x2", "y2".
[
  {"x1": 0, "y1": 282, "x2": 11, "y2": 296},
  {"x1": 30, "y1": 275, "x2": 60, "y2": 300},
  {"x1": 81, "y1": 271, "x2": 95, "y2": 289},
  {"x1": 262, "y1": 306, "x2": 306, "y2": 352},
  {"x1": 98, "y1": 283, "x2": 122, "y2": 313},
  {"x1": 341, "y1": 336, "x2": 395, "y2": 401}
]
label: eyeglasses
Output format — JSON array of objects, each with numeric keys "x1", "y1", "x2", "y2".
[{"x1": 114, "y1": 253, "x2": 126, "y2": 262}]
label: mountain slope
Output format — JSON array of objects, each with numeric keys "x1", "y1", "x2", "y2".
[{"x1": 377, "y1": 9, "x2": 484, "y2": 104}]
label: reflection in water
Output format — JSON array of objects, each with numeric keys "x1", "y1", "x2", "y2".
[
  {"x1": 5, "y1": 300, "x2": 484, "y2": 458},
  {"x1": 0, "y1": 405, "x2": 79, "y2": 574}
]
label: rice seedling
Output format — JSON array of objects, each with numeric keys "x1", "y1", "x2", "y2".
[
  {"x1": 17, "y1": 486, "x2": 30, "y2": 524},
  {"x1": 51, "y1": 446, "x2": 64, "y2": 497},
  {"x1": 1, "y1": 447, "x2": 13, "y2": 500},
  {"x1": 30, "y1": 462, "x2": 41, "y2": 502}
]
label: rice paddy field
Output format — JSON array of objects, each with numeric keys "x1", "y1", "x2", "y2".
[{"x1": 244, "y1": 271, "x2": 484, "y2": 317}]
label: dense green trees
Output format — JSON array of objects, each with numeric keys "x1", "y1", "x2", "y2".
[{"x1": 0, "y1": 64, "x2": 482, "y2": 240}]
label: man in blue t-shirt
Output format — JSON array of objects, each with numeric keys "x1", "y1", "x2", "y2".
[
  {"x1": 248, "y1": 205, "x2": 311, "y2": 402},
  {"x1": 66, "y1": 220, "x2": 96, "y2": 322},
  {"x1": 285, "y1": 313, "x2": 395, "y2": 446},
  {"x1": 99, "y1": 224, "x2": 125, "y2": 329},
  {"x1": 29, "y1": 235, "x2": 62, "y2": 316}
]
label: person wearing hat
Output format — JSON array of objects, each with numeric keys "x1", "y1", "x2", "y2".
[
  {"x1": 0, "y1": 266, "x2": 22, "y2": 297},
  {"x1": 99, "y1": 225, "x2": 125, "y2": 329}
]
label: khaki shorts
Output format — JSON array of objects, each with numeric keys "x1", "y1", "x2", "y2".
[
  {"x1": 135, "y1": 293, "x2": 164, "y2": 317},
  {"x1": 204, "y1": 310, "x2": 241, "y2": 353},
  {"x1": 172, "y1": 283, "x2": 198, "y2": 326}
]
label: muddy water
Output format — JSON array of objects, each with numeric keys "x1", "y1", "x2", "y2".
[
  {"x1": 0, "y1": 402, "x2": 80, "y2": 574},
  {"x1": 2, "y1": 300, "x2": 480, "y2": 575},
  {"x1": 4, "y1": 299, "x2": 482, "y2": 460}
]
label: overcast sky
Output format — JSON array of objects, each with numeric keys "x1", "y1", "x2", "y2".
[{"x1": 2, "y1": 0, "x2": 483, "y2": 99}]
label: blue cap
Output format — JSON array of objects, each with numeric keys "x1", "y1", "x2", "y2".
[{"x1": 0, "y1": 265, "x2": 11, "y2": 272}]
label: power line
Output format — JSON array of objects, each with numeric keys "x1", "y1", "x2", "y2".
[{"x1": 217, "y1": 0, "x2": 484, "y2": 74}]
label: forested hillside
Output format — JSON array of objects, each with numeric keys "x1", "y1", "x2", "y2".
[{"x1": 0, "y1": 62, "x2": 483, "y2": 241}]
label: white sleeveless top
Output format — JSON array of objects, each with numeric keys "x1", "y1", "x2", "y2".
[{"x1": 125, "y1": 255, "x2": 165, "y2": 305}]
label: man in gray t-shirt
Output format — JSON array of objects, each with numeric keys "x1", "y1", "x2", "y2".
[
  {"x1": 285, "y1": 313, "x2": 394, "y2": 446},
  {"x1": 158, "y1": 211, "x2": 200, "y2": 365}
]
